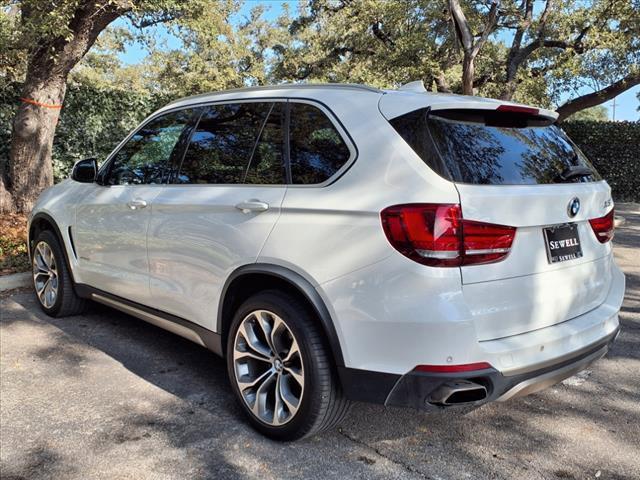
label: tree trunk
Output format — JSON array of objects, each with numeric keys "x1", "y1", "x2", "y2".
[
  {"x1": 500, "y1": 66, "x2": 519, "y2": 100},
  {"x1": 0, "y1": 173, "x2": 13, "y2": 213},
  {"x1": 449, "y1": 0, "x2": 499, "y2": 97},
  {"x1": 1, "y1": 2, "x2": 126, "y2": 214},
  {"x1": 4, "y1": 76, "x2": 66, "y2": 213},
  {"x1": 462, "y1": 54, "x2": 475, "y2": 95}
]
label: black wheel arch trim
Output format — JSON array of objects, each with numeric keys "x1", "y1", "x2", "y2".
[
  {"x1": 218, "y1": 263, "x2": 345, "y2": 367},
  {"x1": 28, "y1": 212, "x2": 77, "y2": 284}
]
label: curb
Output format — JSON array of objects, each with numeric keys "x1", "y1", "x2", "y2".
[{"x1": 0, "y1": 272, "x2": 31, "y2": 292}]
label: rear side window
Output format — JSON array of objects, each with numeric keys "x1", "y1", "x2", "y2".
[
  {"x1": 177, "y1": 102, "x2": 284, "y2": 184},
  {"x1": 289, "y1": 103, "x2": 351, "y2": 184},
  {"x1": 390, "y1": 108, "x2": 601, "y2": 185},
  {"x1": 388, "y1": 109, "x2": 449, "y2": 179}
]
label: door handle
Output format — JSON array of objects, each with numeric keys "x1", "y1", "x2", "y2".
[
  {"x1": 127, "y1": 198, "x2": 148, "y2": 210},
  {"x1": 235, "y1": 200, "x2": 269, "y2": 213}
]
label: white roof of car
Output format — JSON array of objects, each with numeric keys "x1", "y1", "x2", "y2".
[{"x1": 160, "y1": 82, "x2": 559, "y2": 121}]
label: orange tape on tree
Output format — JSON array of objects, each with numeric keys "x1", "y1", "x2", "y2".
[{"x1": 20, "y1": 97, "x2": 63, "y2": 109}]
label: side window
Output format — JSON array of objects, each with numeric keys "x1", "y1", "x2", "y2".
[
  {"x1": 177, "y1": 102, "x2": 281, "y2": 184},
  {"x1": 244, "y1": 103, "x2": 286, "y2": 184},
  {"x1": 104, "y1": 109, "x2": 194, "y2": 186},
  {"x1": 289, "y1": 103, "x2": 351, "y2": 184}
]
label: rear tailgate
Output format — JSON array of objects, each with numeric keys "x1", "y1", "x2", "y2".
[
  {"x1": 457, "y1": 182, "x2": 614, "y2": 341},
  {"x1": 386, "y1": 101, "x2": 616, "y2": 341}
]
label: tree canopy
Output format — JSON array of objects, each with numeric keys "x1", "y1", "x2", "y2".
[
  {"x1": 1, "y1": 0, "x2": 638, "y2": 213},
  {"x1": 271, "y1": 0, "x2": 639, "y2": 118}
]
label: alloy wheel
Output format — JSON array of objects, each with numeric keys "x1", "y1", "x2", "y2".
[
  {"x1": 32, "y1": 241, "x2": 59, "y2": 309},
  {"x1": 232, "y1": 310, "x2": 304, "y2": 426}
]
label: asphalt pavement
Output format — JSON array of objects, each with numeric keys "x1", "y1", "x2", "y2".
[{"x1": 1, "y1": 204, "x2": 639, "y2": 480}]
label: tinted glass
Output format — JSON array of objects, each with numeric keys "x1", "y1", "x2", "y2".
[
  {"x1": 177, "y1": 102, "x2": 275, "y2": 184},
  {"x1": 289, "y1": 103, "x2": 351, "y2": 184},
  {"x1": 244, "y1": 102, "x2": 286, "y2": 184},
  {"x1": 389, "y1": 108, "x2": 449, "y2": 179},
  {"x1": 105, "y1": 110, "x2": 193, "y2": 185},
  {"x1": 391, "y1": 108, "x2": 600, "y2": 185}
]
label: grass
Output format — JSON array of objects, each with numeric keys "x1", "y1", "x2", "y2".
[{"x1": 0, "y1": 213, "x2": 29, "y2": 275}]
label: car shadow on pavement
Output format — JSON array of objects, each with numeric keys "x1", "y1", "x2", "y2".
[
  {"x1": 1, "y1": 295, "x2": 265, "y2": 480},
  {"x1": 28, "y1": 297, "x2": 237, "y2": 411}
]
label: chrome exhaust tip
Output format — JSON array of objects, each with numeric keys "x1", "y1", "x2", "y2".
[{"x1": 428, "y1": 380, "x2": 488, "y2": 406}]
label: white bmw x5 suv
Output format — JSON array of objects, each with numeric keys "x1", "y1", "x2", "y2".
[{"x1": 29, "y1": 82, "x2": 624, "y2": 440}]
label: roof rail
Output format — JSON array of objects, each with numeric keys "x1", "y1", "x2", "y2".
[{"x1": 166, "y1": 82, "x2": 383, "y2": 107}]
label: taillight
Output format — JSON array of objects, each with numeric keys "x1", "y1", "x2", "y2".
[
  {"x1": 589, "y1": 209, "x2": 615, "y2": 243},
  {"x1": 380, "y1": 203, "x2": 516, "y2": 267}
]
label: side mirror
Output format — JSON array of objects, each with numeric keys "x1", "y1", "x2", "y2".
[{"x1": 71, "y1": 158, "x2": 98, "y2": 183}]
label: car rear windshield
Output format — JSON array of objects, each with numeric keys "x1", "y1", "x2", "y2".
[{"x1": 390, "y1": 108, "x2": 601, "y2": 185}]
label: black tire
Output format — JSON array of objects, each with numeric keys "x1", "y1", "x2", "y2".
[
  {"x1": 226, "y1": 290, "x2": 350, "y2": 440},
  {"x1": 31, "y1": 230, "x2": 87, "y2": 317}
]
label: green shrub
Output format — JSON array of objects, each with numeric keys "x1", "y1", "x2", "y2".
[{"x1": 562, "y1": 121, "x2": 640, "y2": 202}]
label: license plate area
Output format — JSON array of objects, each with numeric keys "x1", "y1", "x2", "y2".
[{"x1": 543, "y1": 223, "x2": 583, "y2": 264}]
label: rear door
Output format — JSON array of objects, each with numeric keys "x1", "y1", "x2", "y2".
[
  {"x1": 391, "y1": 107, "x2": 615, "y2": 340},
  {"x1": 148, "y1": 101, "x2": 287, "y2": 330},
  {"x1": 74, "y1": 108, "x2": 197, "y2": 305}
]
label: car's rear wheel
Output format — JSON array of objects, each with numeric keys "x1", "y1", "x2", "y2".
[
  {"x1": 227, "y1": 290, "x2": 350, "y2": 440},
  {"x1": 32, "y1": 230, "x2": 87, "y2": 317}
]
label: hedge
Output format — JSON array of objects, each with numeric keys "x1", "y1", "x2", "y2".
[{"x1": 561, "y1": 120, "x2": 640, "y2": 202}]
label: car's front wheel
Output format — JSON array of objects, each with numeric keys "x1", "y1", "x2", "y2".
[
  {"x1": 227, "y1": 290, "x2": 350, "y2": 440},
  {"x1": 31, "y1": 230, "x2": 87, "y2": 317}
]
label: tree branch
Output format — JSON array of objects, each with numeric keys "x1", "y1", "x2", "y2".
[
  {"x1": 128, "y1": 12, "x2": 181, "y2": 29},
  {"x1": 471, "y1": 0, "x2": 500, "y2": 57},
  {"x1": 509, "y1": 37, "x2": 584, "y2": 81},
  {"x1": 556, "y1": 72, "x2": 640, "y2": 121},
  {"x1": 504, "y1": 0, "x2": 533, "y2": 89},
  {"x1": 371, "y1": 21, "x2": 395, "y2": 48},
  {"x1": 537, "y1": 0, "x2": 555, "y2": 36},
  {"x1": 449, "y1": 0, "x2": 474, "y2": 52},
  {"x1": 449, "y1": 0, "x2": 500, "y2": 94}
]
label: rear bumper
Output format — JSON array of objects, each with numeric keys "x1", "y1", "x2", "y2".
[{"x1": 339, "y1": 326, "x2": 619, "y2": 409}]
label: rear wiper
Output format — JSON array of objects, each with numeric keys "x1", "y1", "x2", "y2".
[{"x1": 555, "y1": 165, "x2": 592, "y2": 182}]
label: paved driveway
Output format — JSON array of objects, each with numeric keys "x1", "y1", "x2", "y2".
[{"x1": 1, "y1": 204, "x2": 639, "y2": 480}]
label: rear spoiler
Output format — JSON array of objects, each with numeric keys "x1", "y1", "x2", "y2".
[{"x1": 379, "y1": 91, "x2": 558, "y2": 122}]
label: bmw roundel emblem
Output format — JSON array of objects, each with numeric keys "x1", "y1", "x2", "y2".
[{"x1": 567, "y1": 197, "x2": 580, "y2": 218}]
